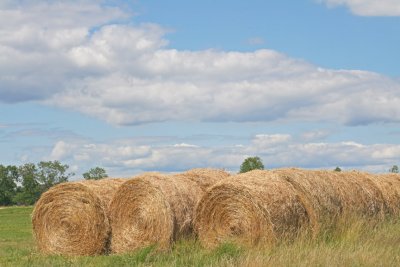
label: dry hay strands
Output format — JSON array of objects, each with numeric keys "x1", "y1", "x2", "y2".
[
  {"x1": 194, "y1": 170, "x2": 311, "y2": 249},
  {"x1": 75, "y1": 179, "x2": 126, "y2": 212},
  {"x1": 272, "y1": 168, "x2": 343, "y2": 236},
  {"x1": 368, "y1": 173, "x2": 400, "y2": 218},
  {"x1": 271, "y1": 169, "x2": 387, "y2": 236},
  {"x1": 325, "y1": 171, "x2": 386, "y2": 221},
  {"x1": 109, "y1": 172, "x2": 214, "y2": 254},
  {"x1": 32, "y1": 178, "x2": 126, "y2": 256},
  {"x1": 181, "y1": 168, "x2": 230, "y2": 191}
]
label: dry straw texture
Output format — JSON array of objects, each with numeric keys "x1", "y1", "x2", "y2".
[
  {"x1": 326, "y1": 171, "x2": 385, "y2": 219},
  {"x1": 369, "y1": 173, "x2": 400, "y2": 218},
  {"x1": 195, "y1": 169, "x2": 389, "y2": 248},
  {"x1": 32, "y1": 178, "x2": 125, "y2": 256},
  {"x1": 194, "y1": 170, "x2": 310, "y2": 249},
  {"x1": 75, "y1": 179, "x2": 126, "y2": 212},
  {"x1": 109, "y1": 169, "x2": 229, "y2": 254},
  {"x1": 272, "y1": 168, "x2": 343, "y2": 235},
  {"x1": 181, "y1": 168, "x2": 230, "y2": 191},
  {"x1": 273, "y1": 169, "x2": 386, "y2": 235}
]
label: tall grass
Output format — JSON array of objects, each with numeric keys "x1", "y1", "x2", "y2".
[{"x1": 0, "y1": 206, "x2": 399, "y2": 266}]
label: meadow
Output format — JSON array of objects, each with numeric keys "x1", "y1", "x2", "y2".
[{"x1": 1, "y1": 206, "x2": 399, "y2": 267}]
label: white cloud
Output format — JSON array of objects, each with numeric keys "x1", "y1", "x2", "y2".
[
  {"x1": 371, "y1": 146, "x2": 400, "y2": 159},
  {"x1": 251, "y1": 134, "x2": 292, "y2": 150},
  {"x1": 0, "y1": 0, "x2": 129, "y2": 102},
  {"x1": 50, "y1": 140, "x2": 72, "y2": 160},
  {"x1": 173, "y1": 143, "x2": 200, "y2": 148},
  {"x1": 40, "y1": 134, "x2": 400, "y2": 177},
  {"x1": 1, "y1": 1, "x2": 400, "y2": 126},
  {"x1": 318, "y1": 0, "x2": 400, "y2": 16},
  {"x1": 301, "y1": 130, "x2": 331, "y2": 141},
  {"x1": 47, "y1": 50, "x2": 400, "y2": 126}
]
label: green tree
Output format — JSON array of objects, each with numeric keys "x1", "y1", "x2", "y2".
[
  {"x1": 13, "y1": 163, "x2": 41, "y2": 205},
  {"x1": 389, "y1": 165, "x2": 399, "y2": 173},
  {"x1": 10, "y1": 161, "x2": 74, "y2": 205},
  {"x1": 334, "y1": 166, "x2": 342, "y2": 172},
  {"x1": 0, "y1": 165, "x2": 19, "y2": 206},
  {"x1": 36, "y1": 161, "x2": 73, "y2": 191},
  {"x1": 239, "y1": 156, "x2": 264, "y2": 173},
  {"x1": 83, "y1": 167, "x2": 108, "y2": 180}
]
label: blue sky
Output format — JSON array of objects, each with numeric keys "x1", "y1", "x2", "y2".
[{"x1": 0, "y1": 0, "x2": 399, "y2": 178}]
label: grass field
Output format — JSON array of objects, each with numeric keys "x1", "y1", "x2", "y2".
[{"x1": 0, "y1": 206, "x2": 399, "y2": 267}]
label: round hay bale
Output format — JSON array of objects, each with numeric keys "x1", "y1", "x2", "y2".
[
  {"x1": 194, "y1": 170, "x2": 310, "y2": 249},
  {"x1": 109, "y1": 173, "x2": 200, "y2": 253},
  {"x1": 272, "y1": 169, "x2": 386, "y2": 235},
  {"x1": 273, "y1": 168, "x2": 343, "y2": 235},
  {"x1": 369, "y1": 173, "x2": 400, "y2": 217},
  {"x1": 32, "y1": 178, "x2": 125, "y2": 256},
  {"x1": 109, "y1": 169, "x2": 228, "y2": 254}
]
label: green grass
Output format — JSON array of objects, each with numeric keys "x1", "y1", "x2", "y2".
[{"x1": 0, "y1": 206, "x2": 399, "y2": 266}]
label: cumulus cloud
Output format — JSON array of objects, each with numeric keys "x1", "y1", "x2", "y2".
[
  {"x1": 50, "y1": 140, "x2": 72, "y2": 160},
  {"x1": 318, "y1": 0, "x2": 400, "y2": 16},
  {"x1": 0, "y1": 0, "x2": 128, "y2": 102},
  {"x1": 1, "y1": 1, "x2": 400, "y2": 125},
  {"x1": 39, "y1": 134, "x2": 400, "y2": 177}
]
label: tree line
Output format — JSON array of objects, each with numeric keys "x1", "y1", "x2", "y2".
[
  {"x1": 0, "y1": 161, "x2": 107, "y2": 206},
  {"x1": 1, "y1": 157, "x2": 398, "y2": 206}
]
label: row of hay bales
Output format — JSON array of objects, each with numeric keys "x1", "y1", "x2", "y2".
[
  {"x1": 32, "y1": 168, "x2": 400, "y2": 255},
  {"x1": 195, "y1": 169, "x2": 400, "y2": 248},
  {"x1": 32, "y1": 168, "x2": 229, "y2": 255}
]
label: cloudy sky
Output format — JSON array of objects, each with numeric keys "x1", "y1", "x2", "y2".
[{"x1": 1, "y1": 0, "x2": 399, "y2": 178}]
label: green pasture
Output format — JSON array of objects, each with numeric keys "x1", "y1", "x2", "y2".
[{"x1": 0, "y1": 206, "x2": 399, "y2": 267}]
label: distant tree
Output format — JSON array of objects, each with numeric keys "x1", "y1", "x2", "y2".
[
  {"x1": 389, "y1": 165, "x2": 399, "y2": 173},
  {"x1": 334, "y1": 166, "x2": 342, "y2": 172},
  {"x1": 0, "y1": 165, "x2": 19, "y2": 206},
  {"x1": 13, "y1": 163, "x2": 41, "y2": 205},
  {"x1": 239, "y1": 156, "x2": 264, "y2": 173},
  {"x1": 83, "y1": 167, "x2": 108, "y2": 180},
  {"x1": 36, "y1": 161, "x2": 73, "y2": 191}
]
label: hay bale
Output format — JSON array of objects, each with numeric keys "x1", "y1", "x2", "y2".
[
  {"x1": 32, "y1": 178, "x2": 125, "y2": 256},
  {"x1": 195, "y1": 169, "x2": 389, "y2": 248},
  {"x1": 109, "y1": 173, "x2": 200, "y2": 253},
  {"x1": 273, "y1": 168, "x2": 343, "y2": 235},
  {"x1": 326, "y1": 171, "x2": 386, "y2": 219},
  {"x1": 272, "y1": 169, "x2": 386, "y2": 235},
  {"x1": 109, "y1": 169, "x2": 229, "y2": 254},
  {"x1": 368, "y1": 173, "x2": 400, "y2": 217},
  {"x1": 194, "y1": 170, "x2": 310, "y2": 249}
]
